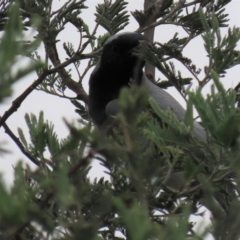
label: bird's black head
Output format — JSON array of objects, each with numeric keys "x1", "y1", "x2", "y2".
[{"x1": 99, "y1": 32, "x2": 148, "y2": 84}]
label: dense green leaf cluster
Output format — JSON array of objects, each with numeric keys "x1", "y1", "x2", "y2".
[{"x1": 95, "y1": 0, "x2": 129, "y2": 35}]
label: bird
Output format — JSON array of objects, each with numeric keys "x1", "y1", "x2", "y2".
[
  {"x1": 88, "y1": 32, "x2": 206, "y2": 141},
  {"x1": 88, "y1": 32, "x2": 230, "y2": 217}
]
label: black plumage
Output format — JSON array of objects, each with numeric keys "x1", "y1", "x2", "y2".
[{"x1": 89, "y1": 32, "x2": 146, "y2": 129}]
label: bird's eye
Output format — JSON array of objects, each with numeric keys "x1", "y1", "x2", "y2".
[{"x1": 112, "y1": 44, "x2": 120, "y2": 53}]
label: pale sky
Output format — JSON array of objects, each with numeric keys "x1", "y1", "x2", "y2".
[{"x1": 0, "y1": 1, "x2": 240, "y2": 238}]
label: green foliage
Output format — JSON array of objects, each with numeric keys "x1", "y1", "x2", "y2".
[
  {"x1": 1, "y1": 0, "x2": 240, "y2": 240},
  {"x1": 178, "y1": 2, "x2": 229, "y2": 35},
  {"x1": 189, "y1": 70, "x2": 240, "y2": 147},
  {"x1": 115, "y1": 199, "x2": 189, "y2": 240},
  {"x1": 132, "y1": 0, "x2": 173, "y2": 27},
  {"x1": 71, "y1": 99, "x2": 89, "y2": 122},
  {"x1": 95, "y1": 0, "x2": 129, "y2": 35},
  {"x1": 119, "y1": 85, "x2": 149, "y2": 126},
  {"x1": 199, "y1": 8, "x2": 240, "y2": 77},
  {"x1": 0, "y1": 2, "x2": 42, "y2": 103},
  {"x1": 147, "y1": 98, "x2": 192, "y2": 144},
  {"x1": 137, "y1": 38, "x2": 193, "y2": 90}
]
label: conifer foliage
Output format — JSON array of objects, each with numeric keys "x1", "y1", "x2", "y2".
[{"x1": 0, "y1": 0, "x2": 240, "y2": 239}]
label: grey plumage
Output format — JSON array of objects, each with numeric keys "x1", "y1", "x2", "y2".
[{"x1": 142, "y1": 74, "x2": 207, "y2": 142}]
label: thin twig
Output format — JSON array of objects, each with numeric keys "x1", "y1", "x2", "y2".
[
  {"x1": 50, "y1": 0, "x2": 72, "y2": 17},
  {"x1": 178, "y1": 59, "x2": 201, "y2": 84},
  {"x1": 139, "y1": 0, "x2": 202, "y2": 33},
  {"x1": 139, "y1": 0, "x2": 186, "y2": 33},
  {"x1": 37, "y1": 88, "x2": 78, "y2": 100},
  {"x1": 80, "y1": 59, "x2": 94, "y2": 83},
  {"x1": 3, "y1": 122, "x2": 40, "y2": 166},
  {"x1": 67, "y1": 150, "x2": 94, "y2": 176},
  {"x1": 74, "y1": 23, "x2": 84, "y2": 82}
]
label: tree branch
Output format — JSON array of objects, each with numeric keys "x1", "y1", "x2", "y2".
[
  {"x1": 143, "y1": 0, "x2": 157, "y2": 79},
  {"x1": 0, "y1": 50, "x2": 99, "y2": 129}
]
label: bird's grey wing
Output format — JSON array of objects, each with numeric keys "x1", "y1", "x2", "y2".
[
  {"x1": 142, "y1": 74, "x2": 207, "y2": 142},
  {"x1": 105, "y1": 99, "x2": 120, "y2": 117}
]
